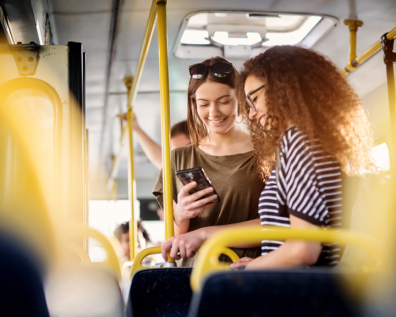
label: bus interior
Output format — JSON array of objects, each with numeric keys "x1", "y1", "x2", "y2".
[{"x1": 0, "y1": 0, "x2": 396, "y2": 316}]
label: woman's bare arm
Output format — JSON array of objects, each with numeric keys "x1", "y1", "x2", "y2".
[
  {"x1": 133, "y1": 115, "x2": 162, "y2": 169},
  {"x1": 231, "y1": 215, "x2": 322, "y2": 269}
]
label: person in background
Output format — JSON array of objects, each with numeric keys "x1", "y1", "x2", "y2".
[
  {"x1": 115, "y1": 221, "x2": 152, "y2": 303},
  {"x1": 114, "y1": 221, "x2": 151, "y2": 261},
  {"x1": 133, "y1": 116, "x2": 191, "y2": 169},
  {"x1": 114, "y1": 222, "x2": 130, "y2": 261}
]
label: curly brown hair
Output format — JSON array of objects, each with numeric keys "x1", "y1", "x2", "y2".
[
  {"x1": 236, "y1": 45, "x2": 374, "y2": 181},
  {"x1": 187, "y1": 56, "x2": 239, "y2": 146}
]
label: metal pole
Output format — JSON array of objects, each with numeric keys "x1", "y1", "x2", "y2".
[
  {"x1": 381, "y1": 33, "x2": 396, "y2": 175},
  {"x1": 344, "y1": 20, "x2": 363, "y2": 64},
  {"x1": 107, "y1": 0, "x2": 158, "y2": 192},
  {"x1": 157, "y1": 0, "x2": 175, "y2": 263},
  {"x1": 341, "y1": 26, "x2": 396, "y2": 76},
  {"x1": 386, "y1": 63, "x2": 396, "y2": 172},
  {"x1": 125, "y1": 78, "x2": 138, "y2": 262}
]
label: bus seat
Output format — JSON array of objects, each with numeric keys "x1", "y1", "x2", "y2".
[
  {"x1": 188, "y1": 269, "x2": 362, "y2": 317},
  {"x1": 45, "y1": 266, "x2": 124, "y2": 317},
  {"x1": 341, "y1": 173, "x2": 360, "y2": 230},
  {"x1": 340, "y1": 173, "x2": 390, "y2": 267},
  {"x1": 0, "y1": 233, "x2": 50, "y2": 317},
  {"x1": 126, "y1": 268, "x2": 193, "y2": 317}
]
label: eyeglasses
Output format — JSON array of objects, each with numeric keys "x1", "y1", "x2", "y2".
[
  {"x1": 189, "y1": 62, "x2": 233, "y2": 79},
  {"x1": 246, "y1": 84, "x2": 265, "y2": 110}
]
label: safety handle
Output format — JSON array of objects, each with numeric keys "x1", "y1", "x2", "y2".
[{"x1": 191, "y1": 226, "x2": 382, "y2": 292}]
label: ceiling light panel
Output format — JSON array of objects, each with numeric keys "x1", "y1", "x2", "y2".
[{"x1": 173, "y1": 11, "x2": 338, "y2": 59}]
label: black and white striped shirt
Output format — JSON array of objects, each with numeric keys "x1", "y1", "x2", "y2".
[{"x1": 259, "y1": 127, "x2": 342, "y2": 266}]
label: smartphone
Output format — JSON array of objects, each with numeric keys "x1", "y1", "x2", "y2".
[{"x1": 176, "y1": 167, "x2": 219, "y2": 203}]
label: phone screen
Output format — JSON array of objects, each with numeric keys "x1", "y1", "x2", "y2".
[{"x1": 176, "y1": 167, "x2": 219, "y2": 202}]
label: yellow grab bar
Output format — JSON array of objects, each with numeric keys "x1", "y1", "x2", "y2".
[
  {"x1": 341, "y1": 26, "x2": 396, "y2": 76},
  {"x1": 64, "y1": 242, "x2": 91, "y2": 264},
  {"x1": 67, "y1": 224, "x2": 122, "y2": 281},
  {"x1": 129, "y1": 246, "x2": 240, "y2": 279},
  {"x1": 191, "y1": 226, "x2": 382, "y2": 292},
  {"x1": 107, "y1": 0, "x2": 158, "y2": 191},
  {"x1": 106, "y1": 0, "x2": 159, "y2": 262},
  {"x1": 215, "y1": 246, "x2": 240, "y2": 263},
  {"x1": 125, "y1": 79, "x2": 138, "y2": 262},
  {"x1": 130, "y1": 246, "x2": 162, "y2": 279},
  {"x1": 157, "y1": 0, "x2": 174, "y2": 259},
  {"x1": 127, "y1": 0, "x2": 158, "y2": 109}
]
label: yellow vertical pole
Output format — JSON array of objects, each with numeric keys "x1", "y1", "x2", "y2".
[
  {"x1": 157, "y1": 0, "x2": 174, "y2": 262},
  {"x1": 125, "y1": 77, "x2": 138, "y2": 261},
  {"x1": 344, "y1": 20, "x2": 363, "y2": 65},
  {"x1": 111, "y1": 155, "x2": 118, "y2": 201}
]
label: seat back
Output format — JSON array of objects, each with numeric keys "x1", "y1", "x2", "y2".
[
  {"x1": 126, "y1": 268, "x2": 192, "y2": 317},
  {"x1": 0, "y1": 234, "x2": 50, "y2": 317},
  {"x1": 45, "y1": 266, "x2": 124, "y2": 317},
  {"x1": 340, "y1": 173, "x2": 391, "y2": 267},
  {"x1": 188, "y1": 269, "x2": 362, "y2": 317}
]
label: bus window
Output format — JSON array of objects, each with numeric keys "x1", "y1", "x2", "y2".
[{"x1": 371, "y1": 143, "x2": 390, "y2": 172}]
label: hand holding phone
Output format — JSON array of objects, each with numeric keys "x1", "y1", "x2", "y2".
[
  {"x1": 176, "y1": 167, "x2": 219, "y2": 203},
  {"x1": 173, "y1": 168, "x2": 219, "y2": 225}
]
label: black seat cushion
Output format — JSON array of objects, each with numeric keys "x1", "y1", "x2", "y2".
[
  {"x1": 126, "y1": 268, "x2": 193, "y2": 317},
  {"x1": 0, "y1": 234, "x2": 50, "y2": 317},
  {"x1": 188, "y1": 269, "x2": 362, "y2": 317}
]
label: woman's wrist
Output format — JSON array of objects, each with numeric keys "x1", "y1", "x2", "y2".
[
  {"x1": 174, "y1": 204, "x2": 188, "y2": 223},
  {"x1": 197, "y1": 226, "x2": 214, "y2": 241},
  {"x1": 133, "y1": 124, "x2": 143, "y2": 134},
  {"x1": 174, "y1": 211, "x2": 190, "y2": 228}
]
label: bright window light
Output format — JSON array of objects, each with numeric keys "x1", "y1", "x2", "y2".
[
  {"x1": 212, "y1": 31, "x2": 262, "y2": 46},
  {"x1": 181, "y1": 30, "x2": 210, "y2": 45},
  {"x1": 264, "y1": 16, "x2": 321, "y2": 46},
  {"x1": 370, "y1": 143, "x2": 390, "y2": 172}
]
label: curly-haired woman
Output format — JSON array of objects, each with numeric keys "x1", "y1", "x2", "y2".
[{"x1": 231, "y1": 45, "x2": 374, "y2": 269}]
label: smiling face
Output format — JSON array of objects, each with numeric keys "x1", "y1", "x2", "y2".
[
  {"x1": 244, "y1": 74, "x2": 268, "y2": 128},
  {"x1": 194, "y1": 81, "x2": 238, "y2": 135}
]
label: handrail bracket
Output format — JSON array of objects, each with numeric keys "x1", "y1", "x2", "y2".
[{"x1": 344, "y1": 19, "x2": 363, "y2": 71}]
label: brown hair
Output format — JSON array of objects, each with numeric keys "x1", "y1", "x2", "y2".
[
  {"x1": 236, "y1": 45, "x2": 374, "y2": 181},
  {"x1": 187, "y1": 56, "x2": 239, "y2": 146},
  {"x1": 171, "y1": 120, "x2": 189, "y2": 138}
]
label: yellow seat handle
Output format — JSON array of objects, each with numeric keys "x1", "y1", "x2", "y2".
[
  {"x1": 66, "y1": 224, "x2": 121, "y2": 281},
  {"x1": 129, "y1": 246, "x2": 240, "y2": 280},
  {"x1": 191, "y1": 226, "x2": 382, "y2": 292}
]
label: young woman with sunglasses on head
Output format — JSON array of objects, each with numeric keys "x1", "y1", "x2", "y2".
[
  {"x1": 231, "y1": 45, "x2": 374, "y2": 270},
  {"x1": 153, "y1": 57, "x2": 264, "y2": 266}
]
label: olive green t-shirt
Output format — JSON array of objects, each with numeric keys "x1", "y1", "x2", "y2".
[{"x1": 152, "y1": 145, "x2": 264, "y2": 266}]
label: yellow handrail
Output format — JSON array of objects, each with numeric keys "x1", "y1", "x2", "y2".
[
  {"x1": 156, "y1": 0, "x2": 174, "y2": 256},
  {"x1": 125, "y1": 79, "x2": 138, "y2": 262},
  {"x1": 216, "y1": 246, "x2": 240, "y2": 263},
  {"x1": 130, "y1": 246, "x2": 162, "y2": 279},
  {"x1": 64, "y1": 242, "x2": 91, "y2": 265},
  {"x1": 129, "y1": 246, "x2": 240, "y2": 279},
  {"x1": 106, "y1": 0, "x2": 158, "y2": 260},
  {"x1": 107, "y1": 0, "x2": 158, "y2": 191},
  {"x1": 344, "y1": 20, "x2": 363, "y2": 64},
  {"x1": 107, "y1": 130, "x2": 127, "y2": 192},
  {"x1": 191, "y1": 226, "x2": 382, "y2": 292},
  {"x1": 126, "y1": 0, "x2": 158, "y2": 110},
  {"x1": 68, "y1": 224, "x2": 122, "y2": 281},
  {"x1": 341, "y1": 26, "x2": 396, "y2": 76}
]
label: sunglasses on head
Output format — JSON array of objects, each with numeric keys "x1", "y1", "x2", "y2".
[{"x1": 189, "y1": 62, "x2": 233, "y2": 79}]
